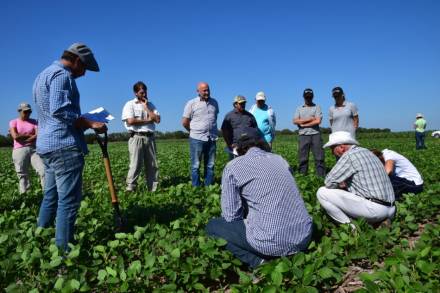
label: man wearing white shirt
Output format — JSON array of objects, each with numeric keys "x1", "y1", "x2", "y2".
[
  {"x1": 371, "y1": 149, "x2": 424, "y2": 199},
  {"x1": 122, "y1": 81, "x2": 160, "y2": 192}
]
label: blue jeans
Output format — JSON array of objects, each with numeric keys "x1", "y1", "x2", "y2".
[
  {"x1": 206, "y1": 217, "x2": 272, "y2": 268},
  {"x1": 189, "y1": 138, "x2": 216, "y2": 186},
  {"x1": 37, "y1": 147, "x2": 84, "y2": 251},
  {"x1": 415, "y1": 132, "x2": 425, "y2": 149}
]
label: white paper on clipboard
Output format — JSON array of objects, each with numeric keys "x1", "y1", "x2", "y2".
[{"x1": 81, "y1": 107, "x2": 114, "y2": 123}]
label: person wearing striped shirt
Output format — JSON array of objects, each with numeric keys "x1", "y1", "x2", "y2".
[
  {"x1": 316, "y1": 131, "x2": 395, "y2": 226},
  {"x1": 206, "y1": 128, "x2": 312, "y2": 268}
]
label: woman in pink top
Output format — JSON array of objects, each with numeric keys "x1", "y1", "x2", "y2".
[{"x1": 9, "y1": 103, "x2": 45, "y2": 194}]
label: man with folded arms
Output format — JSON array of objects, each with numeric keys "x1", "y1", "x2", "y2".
[
  {"x1": 122, "y1": 81, "x2": 160, "y2": 192},
  {"x1": 316, "y1": 131, "x2": 395, "y2": 226}
]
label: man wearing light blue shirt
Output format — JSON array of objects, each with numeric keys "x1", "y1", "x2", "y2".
[
  {"x1": 249, "y1": 91, "x2": 276, "y2": 149},
  {"x1": 34, "y1": 43, "x2": 106, "y2": 250}
]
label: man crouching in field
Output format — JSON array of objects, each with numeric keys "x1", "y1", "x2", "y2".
[
  {"x1": 316, "y1": 131, "x2": 396, "y2": 227},
  {"x1": 206, "y1": 128, "x2": 312, "y2": 269}
]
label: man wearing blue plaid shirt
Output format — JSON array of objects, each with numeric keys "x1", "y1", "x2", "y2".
[
  {"x1": 33, "y1": 43, "x2": 107, "y2": 251},
  {"x1": 206, "y1": 128, "x2": 312, "y2": 268},
  {"x1": 317, "y1": 131, "x2": 395, "y2": 226}
]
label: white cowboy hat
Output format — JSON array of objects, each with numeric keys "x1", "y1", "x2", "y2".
[{"x1": 323, "y1": 131, "x2": 359, "y2": 148}]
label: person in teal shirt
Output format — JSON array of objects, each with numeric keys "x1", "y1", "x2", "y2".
[
  {"x1": 249, "y1": 92, "x2": 276, "y2": 149},
  {"x1": 414, "y1": 113, "x2": 427, "y2": 150}
]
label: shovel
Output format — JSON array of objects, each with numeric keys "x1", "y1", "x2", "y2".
[{"x1": 95, "y1": 131, "x2": 126, "y2": 232}]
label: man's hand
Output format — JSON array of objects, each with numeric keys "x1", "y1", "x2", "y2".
[
  {"x1": 75, "y1": 117, "x2": 107, "y2": 133},
  {"x1": 90, "y1": 121, "x2": 107, "y2": 133},
  {"x1": 338, "y1": 182, "x2": 348, "y2": 190}
]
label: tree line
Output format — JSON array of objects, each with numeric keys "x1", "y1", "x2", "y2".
[{"x1": 0, "y1": 128, "x2": 401, "y2": 147}]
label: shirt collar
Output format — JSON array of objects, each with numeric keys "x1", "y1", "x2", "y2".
[
  {"x1": 334, "y1": 101, "x2": 347, "y2": 107},
  {"x1": 54, "y1": 60, "x2": 72, "y2": 74}
]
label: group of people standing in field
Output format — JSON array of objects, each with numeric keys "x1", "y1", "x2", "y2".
[{"x1": 8, "y1": 42, "x2": 426, "y2": 268}]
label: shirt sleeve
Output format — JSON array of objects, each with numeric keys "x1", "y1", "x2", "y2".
[
  {"x1": 9, "y1": 119, "x2": 17, "y2": 129},
  {"x1": 328, "y1": 107, "x2": 333, "y2": 120},
  {"x1": 325, "y1": 154, "x2": 355, "y2": 188},
  {"x1": 316, "y1": 105, "x2": 323, "y2": 119},
  {"x1": 121, "y1": 101, "x2": 134, "y2": 121},
  {"x1": 293, "y1": 107, "x2": 300, "y2": 120},
  {"x1": 148, "y1": 102, "x2": 160, "y2": 116},
  {"x1": 221, "y1": 165, "x2": 244, "y2": 221},
  {"x1": 350, "y1": 102, "x2": 359, "y2": 117},
  {"x1": 49, "y1": 72, "x2": 80, "y2": 125},
  {"x1": 182, "y1": 100, "x2": 192, "y2": 119}
]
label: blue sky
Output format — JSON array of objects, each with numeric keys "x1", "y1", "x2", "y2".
[{"x1": 1, "y1": 0, "x2": 439, "y2": 135}]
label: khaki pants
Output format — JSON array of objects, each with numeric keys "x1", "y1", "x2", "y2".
[
  {"x1": 12, "y1": 146, "x2": 45, "y2": 194},
  {"x1": 126, "y1": 135, "x2": 158, "y2": 191}
]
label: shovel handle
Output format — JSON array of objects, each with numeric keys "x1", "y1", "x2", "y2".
[{"x1": 95, "y1": 132, "x2": 119, "y2": 204}]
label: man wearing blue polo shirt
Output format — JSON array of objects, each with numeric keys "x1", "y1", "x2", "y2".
[{"x1": 34, "y1": 43, "x2": 107, "y2": 250}]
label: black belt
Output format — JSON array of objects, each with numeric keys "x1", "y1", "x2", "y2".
[
  {"x1": 131, "y1": 131, "x2": 154, "y2": 137},
  {"x1": 365, "y1": 197, "x2": 394, "y2": 207}
]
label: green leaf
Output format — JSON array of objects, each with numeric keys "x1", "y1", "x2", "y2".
[
  {"x1": 419, "y1": 246, "x2": 431, "y2": 258},
  {"x1": 128, "y1": 260, "x2": 142, "y2": 276},
  {"x1": 108, "y1": 240, "x2": 120, "y2": 248},
  {"x1": 193, "y1": 283, "x2": 205, "y2": 290},
  {"x1": 275, "y1": 260, "x2": 290, "y2": 273},
  {"x1": 97, "y1": 269, "x2": 107, "y2": 282},
  {"x1": 215, "y1": 238, "x2": 228, "y2": 246},
  {"x1": 54, "y1": 277, "x2": 64, "y2": 291},
  {"x1": 271, "y1": 270, "x2": 283, "y2": 286},
  {"x1": 318, "y1": 267, "x2": 334, "y2": 279},
  {"x1": 70, "y1": 279, "x2": 80, "y2": 290},
  {"x1": 262, "y1": 285, "x2": 277, "y2": 293},
  {"x1": 94, "y1": 245, "x2": 105, "y2": 252},
  {"x1": 50, "y1": 257, "x2": 62, "y2": 268},
  {"x1": 106, "y1": 266, "x2": 117, "y2": 277},
  {"x1": 120, "y1": 270, "x2": 127, "y2": 281},
  {"x1": 115, "y1": 233, "x2": 127, "y2": 239},
  {"x1": 171, "y1": 248, "x2": 181, "y2": 258},
  {"x1": 145, "y1": 254, "x2": 156, "y2": 268},
  {"x1": 0, "y1": 234, "x2": 8, "y2": 244}
]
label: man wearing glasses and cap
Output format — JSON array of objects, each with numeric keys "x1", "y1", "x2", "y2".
[
  {"x1": 221, "y1": 95, "x2": 259, "y2": 159},
  {"x1": 33, "y1": 43, "x2": 107, "y2": 250},
  {"x1": 329, "y1": 87, "x2": 359, "y2": 138},
  {"x1": 293, "y1": 88, "x2": 326, "y2": 177},
  {"x1": 9, "y1": 102, "x2": 45, "y2": 194}
]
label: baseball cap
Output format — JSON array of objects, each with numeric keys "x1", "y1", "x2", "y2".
[
  {"x1": 234, "y1": 95, "x2": 247, "y2": 104},
  {"x1": 66, "y1": 43, "x2": 100, "y2": 72},
  {"x1": 303, "y1": 88, "x2": 314, "y2": 97},
  {"x1": 17, "y1": 102, "x2": 31, "y2": 112},
  {"x1": 416, "y1": 113, "x2": 423, "y2": 118},
  {"x1": 255, "y1": 91, "x2": 266, "y2": 101},
  {"x1": 236, "y1": 127, "x2": 260, "y2": 149},
  {"x1": 332, "y1": 87, "x2": 344, "y2": 96}
]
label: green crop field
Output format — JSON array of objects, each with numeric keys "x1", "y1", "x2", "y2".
[{"x1": 1, "y1": 134, "x2": 439, "y2": 292}]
